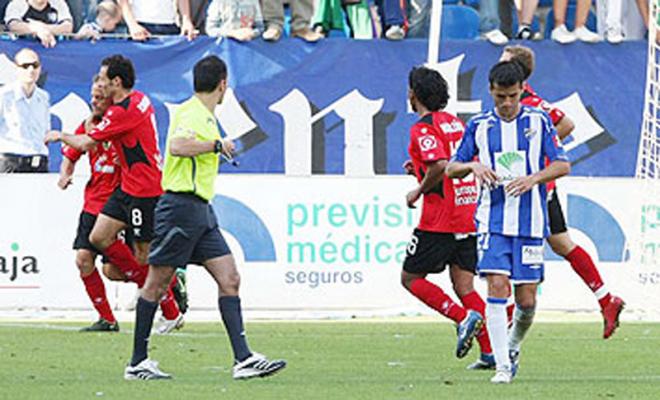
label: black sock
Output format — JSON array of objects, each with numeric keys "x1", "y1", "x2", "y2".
[
  {"x1": 131, "y1": 296, "x2": 159, "y2": 366},
  {"x1": 219, "y1": 296, "x2": 252, "y2": 362}
]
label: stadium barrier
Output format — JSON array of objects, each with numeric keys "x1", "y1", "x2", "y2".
[
  {"x1": 0, "y1": 38, "x2": 647, "y2": 177},
  {"x1": 1, "y1": 175, "x2": 658, "y2": 320}
]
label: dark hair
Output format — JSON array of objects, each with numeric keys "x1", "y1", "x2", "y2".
[
  {"x1": 488, "y1": 61, "x2": 525, "y2": 88},
  {"x1": 503, "y1": 45, "x2": 534, "y2": 80},
  {"x1": 408, "y1": 66, "x2": 449, "y2": 111},
  {"x1": 101, "y1": 54, "x2": 135, "y2": 89},
  {"x1": 194, "y1": 55, "x2": 227, "y2": 93}
]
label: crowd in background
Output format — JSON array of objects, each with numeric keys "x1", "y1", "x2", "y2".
[{"x1": 0, "y1": 0, "x2": 655, "y2": 47}]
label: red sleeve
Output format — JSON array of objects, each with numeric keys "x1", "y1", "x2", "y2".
[
  {"x1": 61, "y1": 123, "x2": 86, "y2": 162},
  {"x1": 410, "y1": 123, "x2": 448, "y2": 163},
  {"x1": 88, "y1": 105, "x2": 142, "y2": 142}
]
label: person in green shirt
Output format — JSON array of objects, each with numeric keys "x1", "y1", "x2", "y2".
[{"x1": 124, "y1": 55, "x2": 287, "y2": 381}]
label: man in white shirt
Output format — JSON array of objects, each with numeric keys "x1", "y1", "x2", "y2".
[
  {"x1": 118, "y1": 0, "x2": 197, "y2": 41},
  {"x1": 0, "y1": 47, "x2": 50, "y2": 173},
  {"x1": 4, "y1": 0, "x2": 73, "y2": 47}
]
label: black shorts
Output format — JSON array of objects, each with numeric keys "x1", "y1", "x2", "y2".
[
  {"x1": 547, "y1": 189, "x2": 568, "y2": 235},
  {"x1": 73, "y1": 211, "x2": 102, "y2": 253},
  {"x1": 101, "y1": 188, "x2": 158, "y2": 242},
  {"x1": 148, "y1": 192, "x2": 231, "y2": 267},
  {"x1": 403, "y1": 229, "x2": 477, "y2": 274},
  {"x1": 73, "y1": 211, "x2": 134, "y2": 263}
]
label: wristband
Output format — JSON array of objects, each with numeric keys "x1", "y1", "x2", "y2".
[{"x1": 213, "y1": 139, "x2": 223, "y2": 154}]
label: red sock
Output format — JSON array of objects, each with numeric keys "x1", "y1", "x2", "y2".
[
  {"x1": 159, "y1": 276, "x2": 180, "y2": 320},
  {"x1": 409, "y1": 278, "x2": 466, "y2": 323},
  {"x1": 460, "y1": 291, "x2": 492, "y2": 354},
  {"x1": 565, "y1": 246, "x2": 611, "y2": 308},
  {"x1": 104, "y1": 240, "x2": 147, "y2": 287},
  {"x1": 131, "y1": 264, "x2": 149, "y2": 289},
  {"x1": 81, "y1": 269, "x2": 116, "y2": 323},
  {"x1": 506, "y1": 303, "x2": 515, "y2": 325}
]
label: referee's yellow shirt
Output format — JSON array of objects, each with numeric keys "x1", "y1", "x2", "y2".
[{"x1": 162, "y1": 96, "x2": 220, "y2": 202}]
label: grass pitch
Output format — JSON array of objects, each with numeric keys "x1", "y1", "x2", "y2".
[{"x1": 0, "y1": 321, "x2": 658, "y2": 399}]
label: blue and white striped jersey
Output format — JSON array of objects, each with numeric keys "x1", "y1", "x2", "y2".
[{"x1": 452, "y1": 105, "x2": 568, "y2": 238}]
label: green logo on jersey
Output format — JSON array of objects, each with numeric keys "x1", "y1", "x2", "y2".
[{"x1": 496, "y1": 152, "x2": 525, "y2": 172}]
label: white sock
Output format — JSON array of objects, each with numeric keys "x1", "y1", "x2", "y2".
[
  {"x1": 486, "y1": 298, "x2": 510, "y2": 371},
  {"x1": 509, "y1": 305, "x2": 536, "y2": 351}
]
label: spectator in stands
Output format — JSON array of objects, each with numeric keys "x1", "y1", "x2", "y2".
[
  {"x1": 205, "y1": 0, "x2": 263, "y2": 41},
  {"x1": 74, "y1": 0, "x2": 121, "y2": 40},
  {"x1": 190, "y1": 0, "x2": 208, "y2": 34},
  {"x1": 515, "y1": 0, "x2": 539, "y2": 39},
  {"x1": 1, "y1": 0, "x2": 10, "y2": 31},
  {"x1": 480, "y1": 0, "x2": 508, "y2": 45},
  {"x1": 118, "y1": 0, "x2": 198, "y2": 41},
  {"x1": 66, "y1": 0, "x2": 84, "y2": 30},
  {"x1": 262, "y1": 0, "x2": 322, "y2": 42},
  {"x1": 374, "y1": 0, "x2": 406, "y2": 40},
  {"x1": 0, "y1": 48, "x2": 50, "y2": 173},
  {"x1": 4, "y1": 0, "x2": 73, "y2": 47},
  {"x1": 406, "y1": 0, "x2": 429, "y2": 38},
  {"x1": 312, "y1": 0, "x2": 374, "y2": 39},
  {"x1": 551, "y1": 0, "x2": 600, "y2": 43}
]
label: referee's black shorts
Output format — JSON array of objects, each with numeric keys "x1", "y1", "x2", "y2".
[
  {"x1": 547, "y1": 188, "x2": 568, "y2": 235},
  {"x1": 148, "y1": 192, "x2": 231, "y2": 267}
]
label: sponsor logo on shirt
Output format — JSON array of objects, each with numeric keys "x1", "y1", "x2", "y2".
[{"x1": 418, "y1": 135, "x2": 438, "y2": 152}]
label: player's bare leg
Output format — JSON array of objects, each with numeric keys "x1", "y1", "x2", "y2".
[
  {"x1": 548, "y1": 232, "x2": 625, "y2": 338},
  {"x1": 204, "y1": 255, "x2": 286, "y2": 379},
  {"x1": 76, "y1": 249, "x2": 118, "y2": 332},
  {"x1": 485, "y1": 273, "x2": 512, "y2": 383},
  {"x1": 450, "y1": 265, "x2": 494, "y2": 369},
  {"x1": 401, "y1": 269, "x2": 482, "y2": 359},
  {"x1": 102, "y1": 263, "x2": 129, "y2": 281}
]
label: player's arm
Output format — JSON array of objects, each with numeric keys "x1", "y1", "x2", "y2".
[
  {"x1": 504, "y1": 160, "x2": 570, "y2": 197},
  {"x1": 58, "y1": 156, "x2": 76, "y2": 190},
  {"x1": 445, "y1": 120, "x2": 498, "y2": 186},
  {"x1": 406, "y1": 159, "x2": 447, "y2": 208},
  {"x1": 554, "y1": 114, "x2": 575, "y2": 141},
  {"x1": 45, "y1": 130, "x2": 97, "y2": 152}
]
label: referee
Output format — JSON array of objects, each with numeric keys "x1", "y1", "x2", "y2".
[{"x1": 124, "y1": 55, "x2": 286, "y2": 380}]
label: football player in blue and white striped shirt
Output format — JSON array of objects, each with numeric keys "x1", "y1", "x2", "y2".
[{"x1": 446, "y1": 61, "x2": 570, "y2": 384}]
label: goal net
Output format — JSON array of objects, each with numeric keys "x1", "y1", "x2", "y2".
[{"x1": 632, "y1": 0, "x2": 660, "y2": 267}]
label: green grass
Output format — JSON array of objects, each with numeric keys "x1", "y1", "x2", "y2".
[{"x1": 0, "y1": 321, "x2": 658, "y2": 399}]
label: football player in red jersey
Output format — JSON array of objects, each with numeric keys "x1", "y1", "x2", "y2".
[
  {"x1": 58, "y1": 78, "x2": 122, "y2": 331},
  {"x1": 500, "y1": 45, "x2": 625, "y2": 339},
  {"x1": 401, "y1": 66, "x2": 493, "y2": 367},
  {"x1": 47, "y1": 55, "x2": 183, "y2": 333}
]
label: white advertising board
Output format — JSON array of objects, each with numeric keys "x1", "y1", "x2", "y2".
[{"x1": 0, "y1": 175, "x2": 657, "y2": 320}]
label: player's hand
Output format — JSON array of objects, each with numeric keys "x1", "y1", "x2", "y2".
[
  {"x1": 180, "y1": 19, "x2": 199, "y2": 41},
  {"x1": 402, "y1": 159, "x2": 415, "y2": 176},
  {"x1": 470, "y1": 162, "x2": 498, "y2": 189},
  {"x1": 44, "y1": 130, "x2": 62, "y2": 144},
  {"x1": 505, "y1": 175, "x2": 538, "y2": 197},
  {"x1": 128, "y1": 22, "x2": 151, "y2": 41},
  {"x1": 406, "y1": 187, "x2": 422, "y2": 209},
  {"x1": 58, "y1": 174, "x2": 73, "y2": 190}
]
